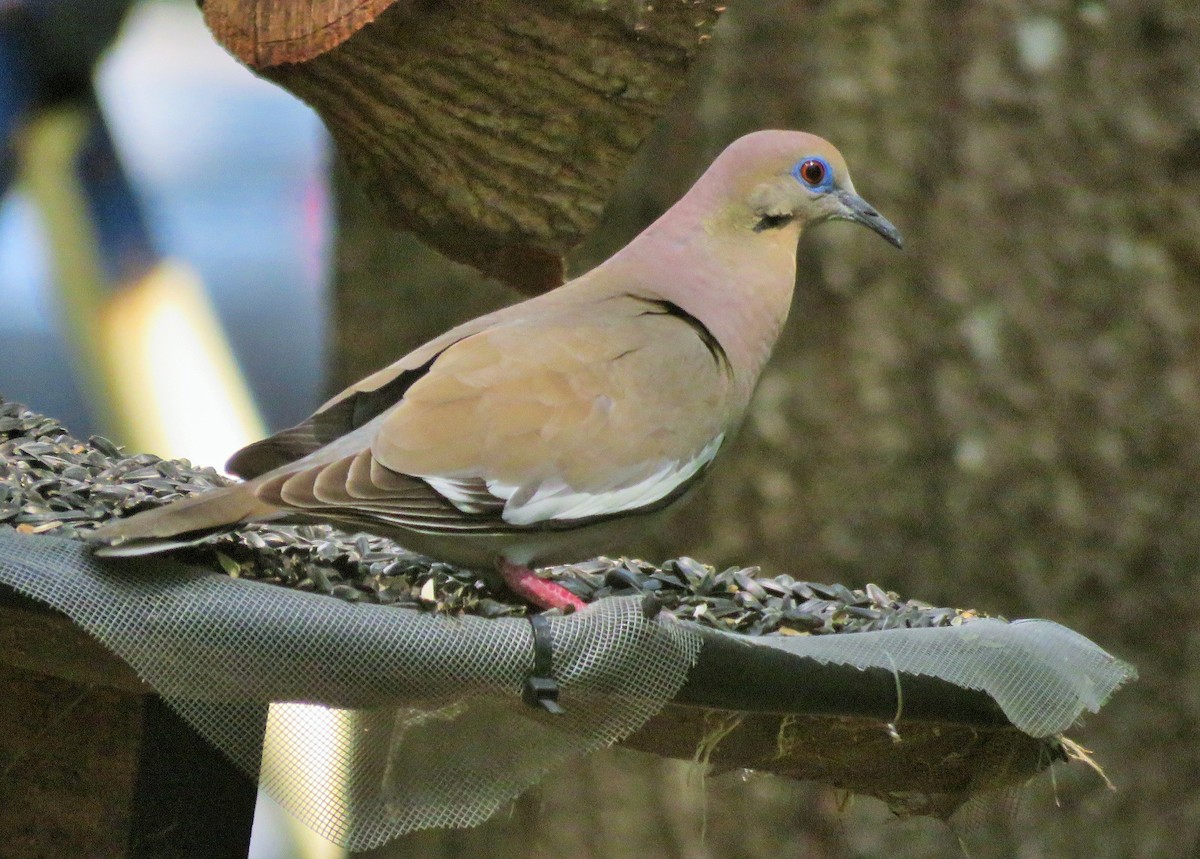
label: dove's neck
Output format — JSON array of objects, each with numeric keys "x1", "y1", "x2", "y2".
[{"x1": 598, "y1": 192, "x2": 803, "y2": 395}]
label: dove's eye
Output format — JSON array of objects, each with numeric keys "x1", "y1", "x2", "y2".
[{"x1": 793, "y1": 158, "x2": 831, "y2": 189}]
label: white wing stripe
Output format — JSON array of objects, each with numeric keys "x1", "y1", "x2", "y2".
[{"x1": 422, "y1": 434, "x2": 724, "y2": 526}]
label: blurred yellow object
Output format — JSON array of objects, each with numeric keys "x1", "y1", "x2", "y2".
[
  {"x1": 19, "y1": 108, "x2": 264, "y2": 468},
  {"x1": 99, "y1": 259, "x2": 266, "y2": 466},
  {"x1": 23, "y1": 108, "x2": 340, "y2": 859}
]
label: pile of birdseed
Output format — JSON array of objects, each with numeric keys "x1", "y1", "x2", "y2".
[{"x1": 0, "y1": 397, "x2": 988, "y2": 634}]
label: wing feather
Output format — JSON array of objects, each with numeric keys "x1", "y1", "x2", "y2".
[{"x1": 248, "y1": 294, "x2": 736, "y2": 537}]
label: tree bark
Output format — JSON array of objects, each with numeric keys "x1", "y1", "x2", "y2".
[{"x1": 205, "y1": 0, "x2": 725, "y2": 292}]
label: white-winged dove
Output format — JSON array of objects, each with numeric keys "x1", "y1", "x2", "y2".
[{"x1": 93, "y1": 130, "x2": 902, "y2": 611}]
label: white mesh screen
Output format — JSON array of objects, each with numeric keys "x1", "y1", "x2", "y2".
[{"x1": 0, "y1": 529, "x2": 1134, "y2": 849}]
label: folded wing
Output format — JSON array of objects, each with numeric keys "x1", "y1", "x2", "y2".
[{"x1": 250, "y1": 294, "x2": 735, "y2": 536}]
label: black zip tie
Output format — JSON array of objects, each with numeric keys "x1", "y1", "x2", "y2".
[{"x1": 523, "y1": 613, "x2": 565, "y2": 715}]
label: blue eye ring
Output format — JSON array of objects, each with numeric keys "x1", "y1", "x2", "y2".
[{"x1": 792, "y1": 156, "x2": 833, "y2": 190}]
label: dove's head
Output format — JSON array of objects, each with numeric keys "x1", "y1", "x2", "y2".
[{"x1": 700, "y1": 130, "x2": 903, "y2": 249}]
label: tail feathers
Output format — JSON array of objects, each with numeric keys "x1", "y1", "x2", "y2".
[
  {"x1": 91, "y1": 483, "x2": 278, "y2": 556},
  {"x1": 92, "y1": 528, "x2": 237, "y2": 557}
]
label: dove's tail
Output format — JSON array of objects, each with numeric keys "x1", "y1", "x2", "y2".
[{"x1": 90, "y1": 482, "x2": 279, "y2": 556}]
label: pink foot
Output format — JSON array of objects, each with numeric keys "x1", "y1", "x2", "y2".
[{"x1": 498, "y1": 559, "x2": 586, "y2": 612}]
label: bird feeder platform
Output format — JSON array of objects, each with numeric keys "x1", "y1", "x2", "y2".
[{"x1": 0, "y1": 398, "x2": 1135, "y2": 851}]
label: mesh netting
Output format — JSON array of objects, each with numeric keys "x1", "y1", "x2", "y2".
[
  {"x1": 718, "y1": 617, "x2": 1130, "y2": 737},
  {"x1": 0, "y1": 531, "x2": 702, "y2": 849},
  {"x1": 0, "y1": 529, "x2": 1135, "y2": 849}
]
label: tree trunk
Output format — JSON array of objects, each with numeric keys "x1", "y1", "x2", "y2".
[{"x1": 206, "y1": 0, "x2": 725, "y2": 293}]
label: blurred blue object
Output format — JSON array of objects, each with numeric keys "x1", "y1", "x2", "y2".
[
  {"x1": 76, "y1": 111, "x2": 157, "y2": 284},
  {"x1": 0, "y1": 24, "x2": 33, "y2": 194},
  {"x1": 0, "y1": 0, "x2": 329, "y2": 439},
  {"x1": 0, "y1": 0, "x2": 134, "y2": 195}
]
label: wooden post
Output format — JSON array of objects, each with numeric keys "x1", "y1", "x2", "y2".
[{"x1": 0, "y1": 588, "x2": 264, "y2": 859}]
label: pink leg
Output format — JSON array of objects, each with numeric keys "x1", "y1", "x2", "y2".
[{"x1": 498, "y1": 558, "x2": 586, "y2": 612}]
